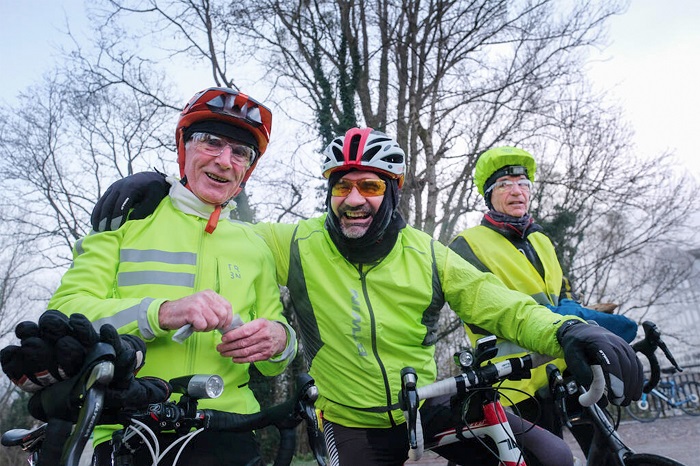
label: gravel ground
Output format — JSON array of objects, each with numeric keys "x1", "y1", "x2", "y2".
[{"x1": 407, "y1": 414, "x2": 698, "y2": 465}]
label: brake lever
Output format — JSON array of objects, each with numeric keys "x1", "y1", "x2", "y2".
[
  {"x1": 400, "y1": 367, "x2": 419, "y2": 449},
  {"x1": 296, "y1": 375, "x2": 326, "y2": 466},
  {"x1": 657, "y1": 339, "x2": 683, "y2": 372},
  {"x1": 546, "y1": 364, "x2": 573, "y2": 429}
]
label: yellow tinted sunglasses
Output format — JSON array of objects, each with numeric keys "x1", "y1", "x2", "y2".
[{"x1": 331, "y1": 178, "x2": 387, "y2": 197}]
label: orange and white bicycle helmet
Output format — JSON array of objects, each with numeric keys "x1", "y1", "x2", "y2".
[
  {"x1": 322, "y1": 128, "x2": 405, "y2": 188},
  {"x1": 176, "y1": 87, "x2": 272, "y2": 187}
]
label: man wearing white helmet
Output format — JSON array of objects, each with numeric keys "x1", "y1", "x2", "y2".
[
  {"x1": 90, "y1": 129, "x2": 642, "y2": 466},
  {"x1": 450, "y1": 146, "x2": 638, "y2": 464}
]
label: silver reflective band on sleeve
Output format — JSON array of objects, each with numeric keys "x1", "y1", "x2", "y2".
[
  {"x1": 268, "y1": 321, "x2": 297, "y2": 363},
  {"x1": 120, "y1": 249, "x2": 197, "y2": 265},
  {"x1": 92, "y1": 298, "x2": 157, "y2": 339},
  {"x1": 74, "y1": 237, "x2": 85, "y2": 257},
  {"x1": 118, "y1": 271, "x2": 195, "y2": 287}
]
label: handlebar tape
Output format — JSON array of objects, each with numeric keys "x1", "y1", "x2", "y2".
[
  {"x1": 578, "y1": 365, "x2": 605, "y2": 407},
  {"x1": 205, "y1": 399, "x2": 296, "y2": 432},
  {"x1": 632, "y1": 330, "x2": 661, "y2": 393},
  {"x1": 273, "y1": 428, "x2": 296, "y2": 466}
]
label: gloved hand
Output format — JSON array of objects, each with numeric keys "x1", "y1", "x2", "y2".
[
  {"x1": 1, "y1": 311, "x2": 169, "y2": 422},
  {"x1": 96, "y1": 324, "x2": 161, "y2": 409},
  {"x1": 103, "y1": 376, "x2": 171, "y2": 411},
  {"x1": 1, "y1": 311, "x2": 145, "y2": 393},
  {"x1": 98, "y1": 324, "x2": 146, "y2": 380},
  {"x1": 27, "y1": 374, "x2": 171, "y2": 422},
  {"x1": 557, "y1": 320, "x2": 643, "y2": 406},
  {"x1": 90, "y1": 171, "x2": 170, "y2": 232},
  {"x1": 1, "y1": 311, "x2": 99, "y2": 392}
]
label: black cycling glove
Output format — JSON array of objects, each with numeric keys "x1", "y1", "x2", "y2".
[
  {"x1": 91, "y1": 171, "x2": 170, "y2": 232},
  {"x1": 1, "y1": 311, "x2": 145, "y2": 393},
  {"x1": 557, "y1": 320, "x2": 643, "y2": 406},
  {"x1": 1, "y1": 311, "x2": 97, "y2": 392},
  {"x1": 27, "y1": 374, "x2": 171, "y2": 422}
]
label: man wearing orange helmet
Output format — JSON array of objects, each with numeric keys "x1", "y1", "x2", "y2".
[
  {"x1": 47, "y1": 88, "x2": 296, "y2": 466},
  {"x1": 89, "y1": 128, "x2": 642, "y2": 466}
]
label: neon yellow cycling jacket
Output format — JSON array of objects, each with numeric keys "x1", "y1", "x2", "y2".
[
  {"x1": 48, "y1": 180, "x2": 296, "y2": 445},
  {"x1": 255, "y1": 215, "x2": 569, "y2": 428}
]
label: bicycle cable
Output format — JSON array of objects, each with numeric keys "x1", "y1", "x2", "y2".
[{"x1": 457, "y1": 387, "x2": 527, "y2": 466}]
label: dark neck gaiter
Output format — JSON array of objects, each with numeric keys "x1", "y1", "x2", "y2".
[{"x1": 483, "y1": 210, "x2": 542, "y2": 240}]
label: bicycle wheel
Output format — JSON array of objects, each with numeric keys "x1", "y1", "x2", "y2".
[
  {"x1": 625, "y1": 393, "x2": 662, "y2": 422},
  {"x1": 624, "y1": 453, "x2": 684, "y2": 465},
  {"x1": 678, "y1": 381, "x2": 700, "y2": 416}
]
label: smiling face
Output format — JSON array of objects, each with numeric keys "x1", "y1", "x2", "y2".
[
  {"x1": 183, "y1": 136, "x2": 247, "y2": 205},
  {"x1": 490, "y1": 174, "x2": 531, "y2": 218},
  {"x1": 330, "y1": 171, "x2": 385, "y2": 239}
]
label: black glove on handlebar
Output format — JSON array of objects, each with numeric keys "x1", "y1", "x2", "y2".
[
  {"x1": 99, "y1": 324, "x2": 145, "y2": 380},
  {"x1": 557, "y1": 320, "x2": 643, "y2": 406},
  {"x1": 1, "y1": 311, "x2": 96, "y2": 392},
  {"x1": 91, "y1": 171, "x2": 170, "y2": 232},
  {"x1": 98, "y1": 324, "x2": 161, "y2": 410},
  {"x1": 1, "y1": 311, "x2": 145, "y2": 393},
  {"x1": 102, "y1": 376, "x2": 171, "y2": 412}
]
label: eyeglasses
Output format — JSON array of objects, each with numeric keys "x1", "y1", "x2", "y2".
[
  {"x1": 331, "y1": 178, "x2": 387, "y2": 197},
  {"x1": 190, "y1": 132, "x2": 257, "y2": 168},
  {"x1": 486, "y1": 179, "x2": 532, "y2": 193}
]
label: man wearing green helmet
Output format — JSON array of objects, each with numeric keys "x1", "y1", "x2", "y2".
[{"x1": 449, "y1": 146, "x2": 638, "y2": 464}]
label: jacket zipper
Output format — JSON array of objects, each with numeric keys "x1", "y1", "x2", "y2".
[{"x1": 358, "y1": 263, "x2": 397, "y2": 426}]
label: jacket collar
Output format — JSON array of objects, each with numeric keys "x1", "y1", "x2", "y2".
[{"x1": 167, "y1": 175, "x2": 236, "y2": 220}]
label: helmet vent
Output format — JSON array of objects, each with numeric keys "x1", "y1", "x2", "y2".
[
  {"x1": 382, "y1": 153, "x2": 404, "y2": 164},
  {"x1": 331, "y1": 146, "x2": 344, "y2": 162},
  {"x1": 362, "y1": 146, "x2": 381, "y2": 161},
  {"x1": 349, "y1": 134, "x2": 362, "y2": 160}
]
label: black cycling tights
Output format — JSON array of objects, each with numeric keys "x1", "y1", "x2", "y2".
[{"x1": 92, "y1": 430, "x2": 263, "y2": 466}]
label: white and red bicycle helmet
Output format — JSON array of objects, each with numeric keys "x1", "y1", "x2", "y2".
[
  {"x1": 322, "y1": 128, "x2": 405, "y2": 188},
  {"x1": 176, "y1": 87, "x2": 272, "y2": 189}
]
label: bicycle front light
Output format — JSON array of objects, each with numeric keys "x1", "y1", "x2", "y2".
[{"x1": 170, "y1": 374, "x2": 225, "y2": 399}]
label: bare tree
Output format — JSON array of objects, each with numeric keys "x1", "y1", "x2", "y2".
[{"x1": 0, "y1": 72, "x2": 175, "y2": 265}]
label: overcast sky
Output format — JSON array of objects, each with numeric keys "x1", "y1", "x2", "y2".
[{"x1": 2, "y1": 0, "x2": 699, "y2": 179}]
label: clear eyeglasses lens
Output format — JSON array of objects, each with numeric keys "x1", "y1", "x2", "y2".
[{"x1": 192, "y1": 132, "x2": 256, "y2": 168}]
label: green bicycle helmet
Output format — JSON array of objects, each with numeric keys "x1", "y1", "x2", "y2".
[{"x1": 474, "y1": 146, "x2": 536, "y2": 196}]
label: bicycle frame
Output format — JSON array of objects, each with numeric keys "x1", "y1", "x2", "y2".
[
  {"x1": 424, "y1": 398, "x2": 525, "y2": 466},
  {"x1": 649, "y1": 380, "x2": 694, "y2": 409}
]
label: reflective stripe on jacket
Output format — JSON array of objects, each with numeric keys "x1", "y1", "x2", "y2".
[
  {"x1": 255, "y1": 215, "x2": 568, "y2": 428},
  {"x1": 48, "y1": 180, "x2": 295, "y2": 445}
]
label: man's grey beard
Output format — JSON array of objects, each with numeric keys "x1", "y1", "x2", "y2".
[{"x1": 340, "y1": 224, "x2": 369, "y2": 239}]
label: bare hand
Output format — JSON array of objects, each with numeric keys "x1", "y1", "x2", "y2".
[
  {"x1": 217, "y1": 319, "x2": 287, "y2": 363},
  {"x1": 158, "y1": 290, "x2": 233, "y2": 332}
]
